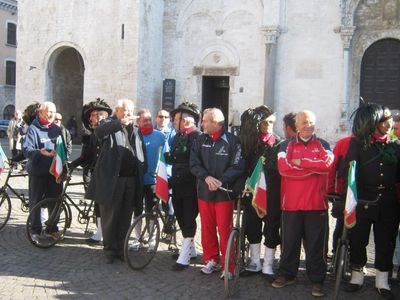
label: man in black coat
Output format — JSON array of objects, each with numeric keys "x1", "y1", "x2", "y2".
[{"x1": 86, "y1": 99, "x2": 147, "y2": 264}]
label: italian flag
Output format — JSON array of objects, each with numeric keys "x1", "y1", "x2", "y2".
[
  {"x1": 0, "y1": 144, "x2": 7, "y2": 173},
  {"x1": 49, "y1": 135, "x2": 67, "y2": 183},
  {"x1": 344, "y1": 160, "x2": 357, "y2": 228},
  {"x1": 245, "y1": 157, "x2": 267, "y2": 218},
  {"x1": 155, "y1": 149, "x2": 169, "y2": 203}
]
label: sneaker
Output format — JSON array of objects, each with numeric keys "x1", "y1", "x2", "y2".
[
  {"x1": 31, "y1": 234, "x2": 40, "y2": 244},
  {"x1": 245, "y1": 260, "x2": 262, "y2": 272},
  {"x1": 45, "y1": 231, "x2": 61, "y2": 241},
  {"x1": 201, "y1": 259, "x2": 220, "y2": 275},
  {"x1": 128, "y1": 240, "x2": 142, "y2": 251},
  {"x1": 271, "y1": 276, "x2": 296, "y2": 288},
  {"x1": 220, "y1": 271, "x2": 233, "y2": 280},
  {"x1": 311, "y1": 284, "x2": 324, "y2": 297}
]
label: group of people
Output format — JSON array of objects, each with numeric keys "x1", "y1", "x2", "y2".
[{"x1": 13, "y1": 98, "x2": 400, "y2": 299}]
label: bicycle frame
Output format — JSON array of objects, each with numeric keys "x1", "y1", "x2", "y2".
[{"x1": 0, "y1": 163, "x2": 29, "y2": 210}]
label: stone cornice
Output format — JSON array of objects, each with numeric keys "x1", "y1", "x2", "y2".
[
  {"x1": 0, "y1": 0, "x2": 17, "y2": 13},
  {"x1": 260, "y1": 26, "x2": 282, "y2": 44},
  {"x1": 334, "y1": 25, "x2": 356, "y2": 49}
]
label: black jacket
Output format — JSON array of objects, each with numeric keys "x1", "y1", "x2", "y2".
[
  {"x1": 85, "y1": 117, "x2": 147, "y2": 207},
  {"x1": 190, "y1": 130, "x2": 245, "y2": 201}
]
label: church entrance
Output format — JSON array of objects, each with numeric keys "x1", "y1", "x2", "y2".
[
  {"x1": 202, "y1": 76, "x2": 230, "y2": 126},
  {"x1": 46, "y1": 47, "x2": 85, "y2": 141},
  {"x1": 360, "y1": 38, "x2": 400, "y2": 109}
]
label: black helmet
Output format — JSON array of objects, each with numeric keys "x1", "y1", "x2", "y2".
[
  {"x1": 81, "y1": 98, "x2": 112, "y2": 131},
  {"x1": 170, "y1": 101, "x2": 201, "y2": 125}
]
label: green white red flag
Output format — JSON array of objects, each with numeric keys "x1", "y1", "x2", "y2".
[
  {"x1": 49, "y1": 135, "x2": 67, "y2": 183},
  {"x1": 155, "y1": 149, "x2": 169, "y2": 203},
  {"x1": 245, "y1": 156, "x2": 267, "y2": 218},
  {"x1": 344, "y1": 160, "x2": 357, "y2": 228}
]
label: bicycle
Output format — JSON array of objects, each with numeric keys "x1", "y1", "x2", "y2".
[
  {"x1": 124, "y1": 195, "x2": 179, "y2": 270},
  {"x1": 0, "y1": 159, "x2": 29, "y2": 231},
  {"x1": 223, "y1": 188, "x2": 249, "y2": 298},
  {"x1": 25, "y1": 168, "x2": 96, "y2": 248},
  {"x1": 331, "y1": 195, "x2": 380, "y2": 300}
]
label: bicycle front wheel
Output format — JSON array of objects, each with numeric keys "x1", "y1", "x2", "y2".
[
  {"x1": 26, "y1": 198, "x2": 68, "y2": 248},
  {"x1": 333, "y1": 243, "x2": 348, "y2": 300},
  {"x1": 124, "y1": 213, "x2": 160, "y2": 270},
  {"x1": 0, "y1": 192, "x2": 11, "y2": 231},
  {"x1": 224, "y1": 228, "x2": 241, "y2": 297}
]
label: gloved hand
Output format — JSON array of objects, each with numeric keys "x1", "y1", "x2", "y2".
[{"x1": 331, "y1": 199, "x2": 345, "y2": 219}]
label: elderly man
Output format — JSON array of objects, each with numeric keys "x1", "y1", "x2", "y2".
[
  {"x1": 273, "y1": 110, "x2": 333, "y2": 297},
  {"x1": 190, "y1": 107, "x2": 245, "y2": 278},
  {"x1": 23, "y1": 102, "x2": 63, "y2": 242},
  {"x1": 54, "y1": 113, "x2": 72, "y2": 158},
  {"x1": 8, "y1": 109, "x2": 23, "y2": 157},
  {"x1": 86, "y1": 99, "x2": 146, "y2": 264},
  {"x1": 166, "y1": 102, "x2": 201, "y2": 271}
]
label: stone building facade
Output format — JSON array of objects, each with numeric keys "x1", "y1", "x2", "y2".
[
  {"x1": 16, "y1": 0, "x2": 400, "y2": 141},
  {"x1": 0, "y1": 0, "x2": 17, "y2": 120}
]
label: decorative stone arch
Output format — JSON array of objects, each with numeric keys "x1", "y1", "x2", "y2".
[
  {"x1": 192, "y1": 42, "x2": 240, "y2": 76},
  {"x1": 341, "y1": 0, "x2": 362, "y2": 26},
  {"x1": 44, "y1": 42, "x2": 86, "y2": 140}
]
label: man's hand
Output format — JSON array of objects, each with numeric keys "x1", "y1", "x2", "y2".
[
  {"x1": 120, "y1": 116, "x2": 138, "y2": 126},
  {"x1": 40, "y1": 148, "x2": 56, "y2": 157},
  {"x1": 205, "y1": 176, "x2": 222, "y2": 191}
]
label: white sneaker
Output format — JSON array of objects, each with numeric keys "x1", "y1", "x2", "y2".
[
  {"x1": 31, "y1": 234, "x2": 40, "y2": 244},
  {"x1": 128, "y1": 240, "x2": 142, "y2": 251},
  {"x1": 201, "y1": 259, "x2": 220, "y2": 275},
  {"x1": 220, "y1": 271, "x2": 233, "y2": 280}
]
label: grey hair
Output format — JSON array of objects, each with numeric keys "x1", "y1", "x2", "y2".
[
  {"x1": 181, "y1": 112, "x2": 195, "y2": 125},
  {"x1": 116, "y1": 99, "x2": 134, "y2": 109},
  {"x1": 39, "y1": 101, "x2": 56, "y2": 111},
  {"x1": 295, "y1": 110, "x2": 316, "y2": 125},
  {"x1": 203, "y1": 108, "x2": 225, "y2": 125},
  {"x1": 137, "y1": 108, "x2": 151, "y2": 118}
]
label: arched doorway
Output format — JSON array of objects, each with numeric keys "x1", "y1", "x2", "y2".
[
  {"x1": 360, "y1": 38, "x2": 400, "y2": 109},
  {"x1": 46, "y1": 47, "x2": 85, "y2": 141},
  {"x1": 3, "y1": 104, "x2": 15, "y2": 120}
]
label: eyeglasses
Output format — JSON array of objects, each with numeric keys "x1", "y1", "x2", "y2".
[{"x1": 157, "y1": 115, "x2": 169, "y2": 119}]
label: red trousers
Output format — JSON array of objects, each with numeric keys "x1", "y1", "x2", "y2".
[{"x1": 198, "y1": 199, "x2": 234, "y2": 269}]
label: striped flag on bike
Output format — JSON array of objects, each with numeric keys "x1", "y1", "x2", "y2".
[
  {"x1": 344, "y1": 160, "x2": 357, "y2": 228},
  {"x1": 49, "y1": 135, "x2": 67, "y2": 183},
  {"x1": 155, "y1": 149, "x2": 169, "y2": 203},
  {"x1": 245, "y1": 156, "x2": 267, "y2": 218},
  {"x1": 0, "y1": 144, "x2": 7, "y2": 173}
]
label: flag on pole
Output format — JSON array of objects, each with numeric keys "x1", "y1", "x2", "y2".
[
  {"x1": 344, "y1": 160, "x2": 357, "y2": 228},
  {"x1": 0, "y1": 144, "x2": 7, "y2": 173},
  {"x1": 245, "y1": 157, "x2": 267, "y2": 218},
  {"x1": 155, "y1": 148, "x2": 169, "y2": 203},
  {"x1": 49, "y1": 136, "x2": 67, "y2": 183}
]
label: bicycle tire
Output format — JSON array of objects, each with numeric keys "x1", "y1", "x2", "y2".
[
  {"x1": 224, "y1": 228, "x2": 241, "y2": 297},
  {"x1": 0, "y1": 192, "x2": 11, "y2": 231},
  {"x1": 124, "y1": 213, "x2": 160, "y2": 270},
  {"x1": 26, "y1": 198, "x2": 68, "y2": 248},
  {"x1": 333, "y1": 243, "x2": 348, "y2": 300}
]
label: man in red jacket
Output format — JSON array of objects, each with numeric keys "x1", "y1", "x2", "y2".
[{"x1": 272, "y1": 110, "x2": 334, "y2": 297}]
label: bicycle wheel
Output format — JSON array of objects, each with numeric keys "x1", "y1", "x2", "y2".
[
  {"x1": 26, "y1": 198, "x2": 68, "y2": 248},
  {"x1": 224, "y1": 228, "x2": 241, "y2": 297},
  {"x1": 0, "y1": 192, "x2": 11, "y2": 231},
  {"x1": 124, "y1": 213, "x2": 160, "y2": 270},
  {"x1": 332, "y1": 243, "x2": 348, "y2": 300}
]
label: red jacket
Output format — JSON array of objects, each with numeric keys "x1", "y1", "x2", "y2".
[
  {"x1": 278, "y1": 134, "x2": 334, "y2": 211},
  {"x1": 327, "y1": 136, "x2": 352, "y2": 194}
]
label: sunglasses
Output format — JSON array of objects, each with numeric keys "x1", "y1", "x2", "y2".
[
  {"x1": 55, "y1": 118, "x2": 62, "y2": 121},
  {"x1": 157, "y1": 115, "x2": 169, "y2": 119}
]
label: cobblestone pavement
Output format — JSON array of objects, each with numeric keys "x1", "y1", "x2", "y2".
[{"x1": 0, "y1": 141, "x2": 399, "y2": 299}]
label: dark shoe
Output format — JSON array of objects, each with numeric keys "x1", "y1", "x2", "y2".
[
  {"x1": 311, "y1": 284, "x2": 324, "y2": 297},
  {"x1": 172, "y1": 263, "x2": 188, "y2": 271},
  {"x1": 375, "y1": 288, "x2": 394, "y2": 300},
  {"x1": 171, "y1": 253, "x2": 197, "y2": 260},
  {"x1": 271, "y1": 276, "x2": 296, "y2": 288},
  {"x1": 345, "y1": 283, "x2": 363, "y2": 293},
  {"x1": 104, "y1": 255, "x2": 114, "y2": 264},
  {"x1": 116, "y1": 255, "x2": 125, "y2": 262},
  {"x1": 86, "y1": 237, "x2": 102, "y2": 244}
]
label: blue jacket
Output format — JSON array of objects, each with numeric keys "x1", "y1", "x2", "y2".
[
  {"x1": 143, "y1": 130, "x2": 167, "y2": 185},
  {"x1": 23, "y1": 117, "x2": 62, "y2": 176}
]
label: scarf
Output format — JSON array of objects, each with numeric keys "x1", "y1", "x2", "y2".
[
  {"x1": 39, "y1": 117, "x2": 52, "y2": 128},
  {"x1": 259, "y1": 132, "x2": 276, "y2": 147},
  {"x1": 139, "y1": 126, "x2": 153, "y2": 135},
  {"x1": 209, "y1": 128, "x2": 222, "y2": 142}
]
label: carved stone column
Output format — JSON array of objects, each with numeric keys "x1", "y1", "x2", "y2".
[
  {"x1": 336, "y1": 25, "x2": 355, "y2": 131},
  {"x1": 261, "y1": 26, "x2": 281, "y2": 111}
]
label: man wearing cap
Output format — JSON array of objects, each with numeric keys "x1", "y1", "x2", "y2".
[
  {"x1": 86, "y1": 99, "x2": 147, "y2": 264},
  {"x1": 70, "y1": 98, "x2": 112, "y2": 243},
  {"x1": 166, "y1": 102, "x2": 201, "y2": 271},
  {"x1": 190, "y1": 108, "x2": 245, "y2": 278}
]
